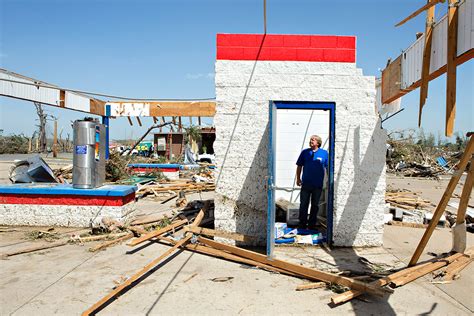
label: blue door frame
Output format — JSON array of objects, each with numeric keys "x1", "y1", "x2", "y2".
[{"x1": 267, "y1": 101, "x2": 336, "y2": 258}]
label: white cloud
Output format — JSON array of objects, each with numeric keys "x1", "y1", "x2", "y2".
[{"x1": 185, "y1": 72, "x2": 214, "y2": 80}]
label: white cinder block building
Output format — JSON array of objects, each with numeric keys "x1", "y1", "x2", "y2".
[{"x1": 213, "y1": 34, "x2": 386, "y2": 251}]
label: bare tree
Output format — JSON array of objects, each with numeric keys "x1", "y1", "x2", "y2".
[
  {"x1": 34, "y1": 102, "x2": 57, "y2": 153},
  {"x1": 34, "y1": 102, "x2": 48, "y2": 152}
]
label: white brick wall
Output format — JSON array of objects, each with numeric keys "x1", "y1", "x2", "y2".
[{"x1": 215, "y1": 60, "x2": 386, "y2": 247}]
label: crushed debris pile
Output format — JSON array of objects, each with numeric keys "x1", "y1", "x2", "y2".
[{"x1": 386, "y1": 135, "x2": 468, "y2": 178}]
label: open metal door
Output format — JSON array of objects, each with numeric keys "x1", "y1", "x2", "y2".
[
  {"x1": 267, "y1": 101, "x2": 335, "y2": 257},
  {"x1": 266, "y1": 101, "x2": 277, "y2": 258}
]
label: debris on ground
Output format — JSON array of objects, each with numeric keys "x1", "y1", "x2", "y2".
[{"x1": 386, "y1": 132, "x2": 468, "y2": 178}]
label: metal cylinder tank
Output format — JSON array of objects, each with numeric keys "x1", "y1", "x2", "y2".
[{"x1": 73, "y1": 120, "x2": 97, "y2": 189}]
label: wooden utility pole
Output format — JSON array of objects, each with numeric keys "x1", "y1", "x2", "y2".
[
  {"x1": 446, "y1": 0, "x2": 459, "y2": 136},
  {"x1": 53, "y1": 120, "x2": 58, "y2": 158}
]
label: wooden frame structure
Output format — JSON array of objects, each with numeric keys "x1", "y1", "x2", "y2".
[{"x1": 381, "y1": 0, "x2": 473, "y2": 136}]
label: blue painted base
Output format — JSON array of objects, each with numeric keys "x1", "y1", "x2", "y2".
[{"x1": 0, "y1": 183, "x2": 137, "y2": 197}]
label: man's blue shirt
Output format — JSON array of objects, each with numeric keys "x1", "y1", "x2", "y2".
[{"x1": 296, "y1": 148, "x2": 328, "y2": 188}]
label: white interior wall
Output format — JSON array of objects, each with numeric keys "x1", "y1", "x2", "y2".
[{"x1": 275, "y1": 109, "x2": 329, "y2": 203}]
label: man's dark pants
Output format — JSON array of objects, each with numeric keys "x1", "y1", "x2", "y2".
[{"x1": 299, "y1": 185, "x2": 322, "y2": 228}]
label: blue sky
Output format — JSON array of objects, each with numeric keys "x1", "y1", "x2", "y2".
[{"x1": 0, "y1": 0, "x2": 472, "y2": 141}]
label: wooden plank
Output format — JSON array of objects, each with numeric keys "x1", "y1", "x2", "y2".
[
  {"x1": 197, "y1": 237, "x2": 388, "y2": 297},
  {"x1": 0, "y1": 240, "x2": 69, "y2": 259},
  {"x1": 127, "y1": 101, "x2": 215, "y2": 117},
  {"x1": 331, "y1": 257, "x2": 448, "y2": 305},
  {"x1": 296, "y1": 282, "x2": 326, "y2": 291},
  {"x1": 81, "y1": 234, "x2": 192, "y2": 316},
  {"x1": 418, "y1": 0, "x2": 436, "y2": 126},
  {"x1": 456, "y1": 157, "x2": 474, "y2": 224},
  {"x1": 88, "y1": 233, "x2": 134, "y2": 252},
  {"x1": 89, "y1": 99, "x2": 105, "y2": 116},
  {"x1": 178, "y1": 117, "x2": 182, "y2": 131},
  {"x1": 183, "y1": 226, "x2": 255, "y2": 242},
  {"x1": 443, "y1": 256, "x2": 473, "y2": 280},
  {"x1": 446, "y1": 0, "x2": 459, "y2": 136},
  {"x1": 127, "y1": 219, "x2": 188, "y2": 247},
  {"x1": 191, "y1": 209, "x2": 205, "y2": 227},
  {"x1": 381, "y1": 55, "x2": 403, "y2": 104},
  {"x1": 53, "y1": 120, "x2": 58, "y2": 158},
  {"x1": 393, "y1": 253, "x2": 464, "y2": 286},
  {"x1": 409, "y1": 135, "x2": 474, "y2": 266},
  {"x1": 382, "y1": 48, "x2": 473, "y2": 105},
  {"x1": 395, "y1": 0, "x2": 444, "y2": 27},
  {"x1": 59, "y1": 90, "x2": 65, "y2": 107}
]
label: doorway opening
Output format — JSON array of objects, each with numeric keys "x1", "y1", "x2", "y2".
[{"x1": 267, "y1": 101, "x2": 335, "y2": 257}]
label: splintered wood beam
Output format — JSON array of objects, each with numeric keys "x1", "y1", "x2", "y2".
[
  {"x1": 198, "y1": 116, "x2": 202, "y2": 126},
  {"x1": 183, "y1": 226, "x2": 255, "y2": 243},
  {"x1": 152, "y1": 116, "x2": 158, "y2": 124},
  {"x1": 409, "y1": 135, "x2": 474, "y2": 266},
  {"x1": 446, "y1": 0, "x2": 459, "y2": 136},
  {"x1": 127, "y1": 116, "x2": 133, "y2": 126},
  {"x1": 136, "y1": 117, "x2": 142, "y2": 127},
  {"x1": 418, "y1": 0, "x2": 436, "y2": 127},
  {"x1": 178, "y1": 117, "x2": 182, "y2": 131},
  {"x1": 197, "y1": 237, "x2": 388, "y2": 297},
  {"x1": 82, "y1": 234, "x2": 192, "y2": 316},
  {"x1": 456, "y1": 157, "x2": 474, "y2": 225},
  {"x1": 395, "y1": 0, "x2": 444, "y2": 27},
  {"x1": 127, "y1": 219, "x2": 188, "y2": 247}
]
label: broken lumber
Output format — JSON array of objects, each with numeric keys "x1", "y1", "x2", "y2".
[
  {"x1": 391, "y1": 252, "x2": 464, "y2": 287},
  {"x1": 443, "y1": 255, "x2": 473, "y2": 280},
  {"x1": 183, "y1": 226, "x2": 255, "y2": 242},
  {"x1": 89, "y1": 233, "x2": 134, "y2": 252},
  {"x1": 78, "y1": 232, "x2": 130, "y2": 243},
  {"x1": 330, "y1": 258, "x2": 440, "y2": 305},
  {"x1": 82, "y1": 234, "x2": 192, "y2": 316},
  {"x1": 1, "y1": 240, "x2": 69, "y2": 259},
  {"x1": 296, "y1": 282, "x2": 326, "y2": 291},
  {"x1": 197, "y1": 237, "x2": 388, "y2": 297},
  {"x1": 409, "y1": 135, "x2": 474, "y2": 266},
  {"x1": 127, "y1": 218, "x2": 188, "y2": 247}
]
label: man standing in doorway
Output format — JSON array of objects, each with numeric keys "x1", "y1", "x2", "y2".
[{"x1": 296, "y1": 135, "x2": 328, "y2": 230}]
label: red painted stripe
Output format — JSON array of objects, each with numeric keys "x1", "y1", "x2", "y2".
[
  {"x1": 216, "y1": 34, "x2": 356, "y2": 62},
  {"x1": 0, "y1": 193, "x2": 135, "y2": 206}
]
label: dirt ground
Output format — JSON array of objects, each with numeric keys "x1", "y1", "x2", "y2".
[{"x1": 0, "y1": 157, "x2": 473, "y2": 315}]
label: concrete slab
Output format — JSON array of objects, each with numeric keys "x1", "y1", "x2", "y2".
[{"x1": 0, "y1": 225, "x2": 472, "y2": 315}]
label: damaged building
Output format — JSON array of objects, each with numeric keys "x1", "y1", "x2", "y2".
[{"x1": 213, "y1": 34, "x2": 387, "y2": 250}]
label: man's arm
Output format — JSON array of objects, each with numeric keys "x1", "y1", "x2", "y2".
[{"x1": 296, "y1": 165, "x2": 302, "y2": 186}]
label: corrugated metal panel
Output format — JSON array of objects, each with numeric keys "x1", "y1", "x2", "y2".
[
  {"x1": 0, "y1": 72, "x2": 59, "y2": 105},
  {"x1": 458, "y1": 0, "x2": 473, "y2": 55},
  {"x1": 65, "y1": 91, "x2": 90, "y2": 112},
  {"x1": 401, "y1": 0, "x2": 473, "y2": 89},
  {"x1": 430, "y1": 14, "x2": 448, "y2": 73}
]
